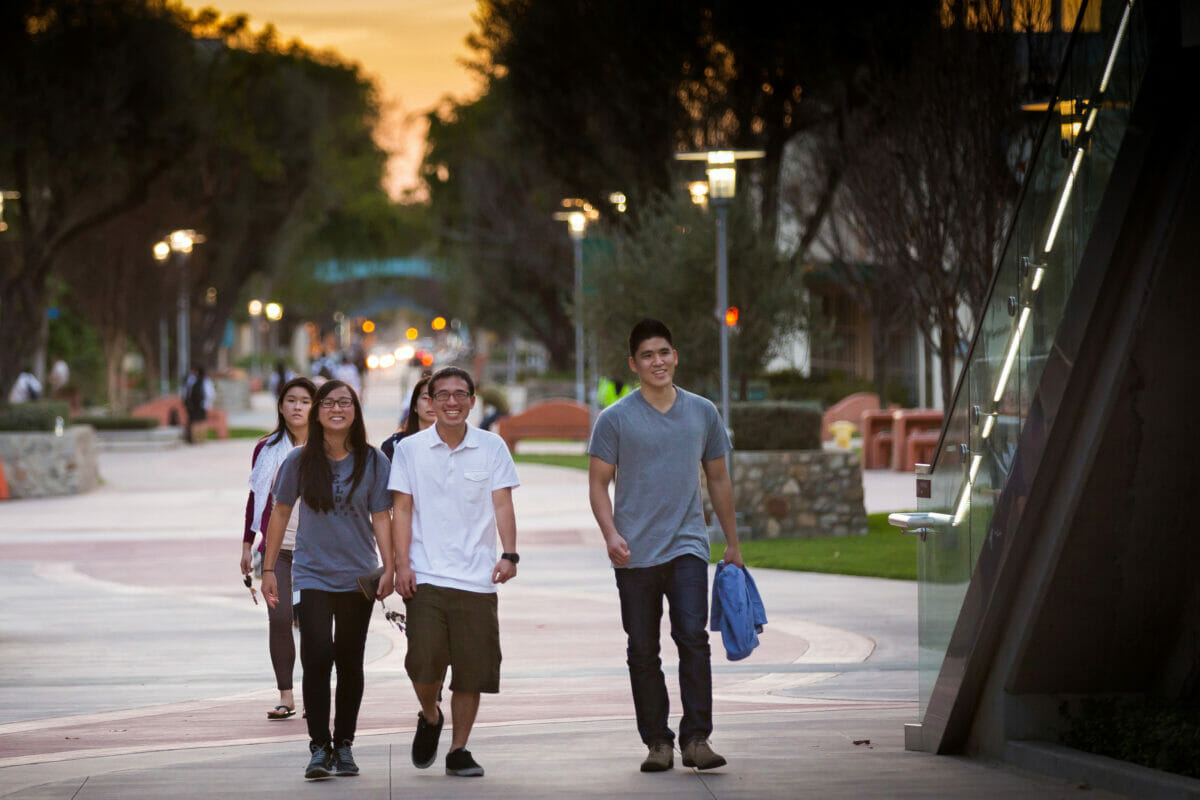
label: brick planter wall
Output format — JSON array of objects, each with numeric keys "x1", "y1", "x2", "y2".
[
  {"x1": 710, "y1": 450, "x2": 866, "y2": 540},
  {"x1": 0, "y1": 426, "x2": 99, "y2": 499}
]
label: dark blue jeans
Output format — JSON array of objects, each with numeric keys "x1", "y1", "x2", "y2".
[{"x1": 614, "y1": 554, "x2": 712, "y2": 747}]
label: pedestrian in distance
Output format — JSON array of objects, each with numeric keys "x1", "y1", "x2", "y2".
[
  {"x1": 261, "y1": 380, "x2": 395, "y2": 780},
  {"x1": 182, "y1": 364, "x2": 214, "y2": 444},
  {"x1": 48, "y1": 354, "x2": 69, "y2": 392},
  {"x1": 7, "y1": 367, "x2": 41, "y2": 403},
  {"x1": 587, "y1": 317, "x2": 744, "y2": 773},
  {"x1": 381, "y1": 373, "x2": 436, "y2": 463},
  {"x1": 240, "y1": 376, "x2": 316, "y2": 721},
  {"x1": 389, "y1": 365, "x2": 521, "y2": 779}
]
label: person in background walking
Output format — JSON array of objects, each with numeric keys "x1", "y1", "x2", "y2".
[
  {"x1": 381, "y1": 374, "x2": 436, "y2": 463},
  {"x1": 588, "y1": 318, "x2": 743, "y2": 773},
  {"x1": 261, "y1": 380, "x2": 394, "y2": 780},
  {"x1": 182, "y1": 364, "x2": 214, "y2": 444},
  {"x1": 7, "y1": 367, "x2": 41, "y2": 403},
  {"x1": 48, "y1": 354, "x2": 69, "y2": 393},
  {"x1": 241, "y1": 376, "x2": 316, "y2": 721}
]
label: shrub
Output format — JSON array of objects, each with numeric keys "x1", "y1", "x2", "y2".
[
  {"x1": 730, "y1": 401, "x2": 822, "y2": 451},
  {"x1": 72, "y1": 415, "x2": 159, "y2": 430},
  {"x1": 0, "y1": 401, "x2": 72, "y2": 432},
  {"x1": 1061, "y1": 695, "x2": 1200, "y2": 779},
  {"x1": 764, "y1": 370, "x2": 914, "y2": 408}
]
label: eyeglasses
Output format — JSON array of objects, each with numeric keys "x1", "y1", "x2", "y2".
[
  {"x1": 432, "y1": 390, "x2": 471, "y2": 403},
  {"x1": 319, "y1": 398, "x2": 354, "y2": 409}
]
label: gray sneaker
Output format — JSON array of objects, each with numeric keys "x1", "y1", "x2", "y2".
[
  {"x1": 304, "y1": 742, "x2": 334, "y2": 780},
  {"x1": 640, "y1": 741, "x2": 674, "y2": 772},
  {"x1": 682, "y1": 739, "x2": 726, "y2": 770},
  {"x1": 332, "y1": 739, "x2": 359, "y2": 776}
]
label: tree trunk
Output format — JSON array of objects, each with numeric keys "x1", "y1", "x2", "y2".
[
  {"x1": 871, "y1": 317, "x2": 891, "y2": 407},
  {"x1": 938, "y1": 319, "x2": 958, "y2": 412},
  {"x1": 104, "y1": 335, "x2": 127, "y2": 415},
  {"x1": 0, "y1": 244, "x2": 52, "y2": 402}
]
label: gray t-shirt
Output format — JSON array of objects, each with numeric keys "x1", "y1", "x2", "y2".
[
  {"x1": 588, "y1": 387, "x2": 731, "y2": 568},
  {"x1": 272, "y1": 447, "x2": 392, "y2": 593}
]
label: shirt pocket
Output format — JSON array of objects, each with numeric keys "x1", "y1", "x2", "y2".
[{"x1": 463, "y1": 470, "x2": 491, "y2": 509}]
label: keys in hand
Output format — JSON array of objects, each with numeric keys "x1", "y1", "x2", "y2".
[{"x1": 243, "y1": 574, "x2": 259, "y2": 605}]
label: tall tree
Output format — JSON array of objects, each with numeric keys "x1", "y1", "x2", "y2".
[
  {"x1": 0, "y1": 0, "x2": 201, "y2": 398},
  {"x1": 422, "y1": 85, "x2": 576, "y2": 367},
  {"x1": 834, "y1": 10, "x2": 1033, "y2": 408},
  {"x1": 583, "y1": 189, "x2": 805, "y2": 396}
]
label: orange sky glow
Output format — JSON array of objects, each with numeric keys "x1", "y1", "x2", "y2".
[{"x1": 202, "y1": 0, "x2": 483, "y2": 202}]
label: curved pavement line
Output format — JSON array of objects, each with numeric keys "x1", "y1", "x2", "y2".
[
  {"x1": 715, "y1": 618, "x2": 876, "y2": 703},
  {"x1": 30, "y1": 560, "x2": 403, "y2": 666}
]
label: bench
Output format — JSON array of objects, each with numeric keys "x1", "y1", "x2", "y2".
[
  {"x1": 889, "y1": 409, "x2": 943, "y2": 471},
  {"x1": 903, "y1": 429, "x2": 942, "y2": 472},
  {"x1": 131, "y1": 396, "x2": 230, "y2": 441},
  {"x1": 860, "y1": 409, "x2": 896, "y2": 469},
  {"x1": 822, "y1": 392, "x2": 896, "y2": 442},
  {"x1": 495, "y1": 400, "x2": 589, "y2": 451}
]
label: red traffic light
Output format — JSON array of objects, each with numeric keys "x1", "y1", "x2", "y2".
[{"x1": 724, "y1": 306, "x2": 739, "y2": 326}]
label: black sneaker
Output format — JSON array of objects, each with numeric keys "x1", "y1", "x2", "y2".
[
  {"x1": 333, "y1": 739, "x2": 359, "y2": 776},
  {"x1": 412, "y1": 708, "x2": 443, "y2": 769},
  {"x1": 304, "y1": 742, "x2": 334, "y2": 780},
  {"x1": 445, "y1": 747, "x2": 484, "y2": 777}
]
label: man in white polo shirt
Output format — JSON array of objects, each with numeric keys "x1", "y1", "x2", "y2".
[{"x1": 389, "y1": 365, "x2": 520, "y2": 779}]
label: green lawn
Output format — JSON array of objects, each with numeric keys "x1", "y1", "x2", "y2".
[
  {"x1": 222, "y1": 427, "x2": 271, "y2": 440},
  {"x1": 710, "y1": 512, "x2": 916, "y2": 581},
  {"x1": 511, "y1": 451, "x2": 915, "y2": 581},
  {"x1": 513, "y1": 452, "x2": 590, "y2": 470}
]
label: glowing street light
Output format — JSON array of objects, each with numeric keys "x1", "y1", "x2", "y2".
[
  {"x1": 153, "y1": 229, "x2": 204, "y2": 391},
  {"x1": 554, "y1": 198, "x2": 599, "y2": 405},
  {"x1": 674, "y1": 149, "x2": 764, "y2": 462}
]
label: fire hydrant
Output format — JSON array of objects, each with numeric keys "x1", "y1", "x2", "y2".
[{"x1": 829, "y1": 420, "x2": 857, "y2": 449}]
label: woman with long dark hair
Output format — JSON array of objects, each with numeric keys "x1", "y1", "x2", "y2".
[
  {"x1": 241, "y1": 376, "x2": 317, "y2": 720},
  {"x1": 262, "y1": 380, "x2": 394, "y2": 780},
  {"x1": 381, "y1": 374, "x2": 436, "y2": 462}
]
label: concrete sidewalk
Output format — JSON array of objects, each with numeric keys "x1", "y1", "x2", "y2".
[{"x1": 0, "y1": 372, "x2": 1115, "y2": 798}]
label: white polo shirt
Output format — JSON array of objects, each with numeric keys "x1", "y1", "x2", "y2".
[{"x1": 389, "y1": 423, "x2": 520, "y2": 593}]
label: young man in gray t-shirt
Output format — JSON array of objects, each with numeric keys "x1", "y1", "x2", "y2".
[{"x1": 588, "y1": 318, "x2": 743, "y2": 773}]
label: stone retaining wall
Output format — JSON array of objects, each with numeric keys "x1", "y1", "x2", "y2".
[
  {"x1": 0, "y1": 426, "x2": 99, "y2": 499},
  {"x1": 722, "y1": 449, "x2": 867, "y2": 540}
]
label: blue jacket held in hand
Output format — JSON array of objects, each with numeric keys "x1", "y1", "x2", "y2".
[{"x1": 709, "y1": 560, "x2": 768, "y2": 661}]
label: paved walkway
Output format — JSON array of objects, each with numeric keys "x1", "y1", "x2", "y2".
[{"x1": 0, "y1": 371, "x2": 1118, "y2": 798}]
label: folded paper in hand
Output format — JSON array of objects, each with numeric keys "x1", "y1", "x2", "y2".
[{"x1": 357, "y1": 565, "x2": 385, "y2": 599}]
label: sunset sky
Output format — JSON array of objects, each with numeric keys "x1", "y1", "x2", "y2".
[{"x1": 204, "y1": 0, "x2": 483, "y2": 200}]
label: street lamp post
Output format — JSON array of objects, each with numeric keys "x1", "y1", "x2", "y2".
[
  {"x1": 153, "y1": 230, "x2": 203, "y2": 391},
  {"x1": 248, "y1": 299, "x2": 263, "y2": 380},
  {"x1": 265, "y1": 302, "x2": 283, "y2": 358},
  {"x1": 674, "y1": 150, "x2": 764, "y2": 472},
  {"x1": 555, "y1": 200, "x2": 598, "y2": 406}
]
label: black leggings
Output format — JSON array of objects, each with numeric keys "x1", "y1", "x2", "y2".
[{"x1": 298, "y1": 589, "x2": 373, "y2": 747}]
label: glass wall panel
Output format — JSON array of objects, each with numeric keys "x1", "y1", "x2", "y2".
[{"x1": 915, "y1": 0, "x2": 1147, "y2": 716}]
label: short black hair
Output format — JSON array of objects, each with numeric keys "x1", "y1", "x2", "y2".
[
  {"x1": 429, "y1": 365, "x2": 475, "y2": 396},
  {"x1": 628, "y1": 318, "x2": 673, "y2": 357}
]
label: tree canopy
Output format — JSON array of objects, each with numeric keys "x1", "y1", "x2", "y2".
[{"x1": 0, "y1": 0, "x2": 395, "y2": 404}]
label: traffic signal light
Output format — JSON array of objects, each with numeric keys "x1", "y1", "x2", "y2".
[
  {"x1": 431, "y1": 316, "x2": 447, "y2": 331},
  {"x1": 724, "y1": 306, "x2": 739, "y2": 327}
]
